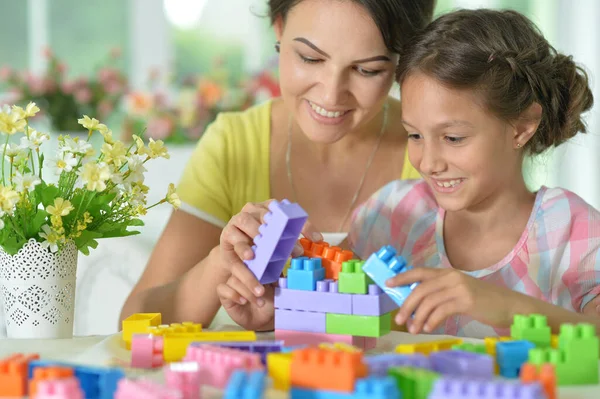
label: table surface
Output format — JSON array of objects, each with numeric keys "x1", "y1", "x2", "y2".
[{"x1": 1, "y1": 329, "x2": 599, "y2": 398}]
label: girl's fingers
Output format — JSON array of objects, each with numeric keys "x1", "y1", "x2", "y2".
[
  {"x1": 230, "y1": 261, "x2": 265, "y2": 297},
  {"x1": 409, "y1": 287, "x2": 457, "y2": 334},
  {"x1": 227, "y1": 274, "x2": 265, "y2": 307},
  {"x1": 301, "y1": 219, "x2": 323, "y2": 243},
  {"x1": 423, "y1": 300, "x2": 458, "y2": 333},
  {"x1": 216, "y1": 283, "x2": 247, "y2": 308},
  {"x1": 395, "y1": 275, "x2": 449, "y2": 326}
]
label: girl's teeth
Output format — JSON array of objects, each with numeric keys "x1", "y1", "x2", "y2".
[
  {"x1": 310, "y1": 102, "x2": 344, "y2": 118},
  {"x1": 436, "y1": 179, "x2": 461, "y2": 187}
]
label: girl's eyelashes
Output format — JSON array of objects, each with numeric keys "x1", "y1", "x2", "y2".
[
  {"x1": 445, "y1": 136, "x2": 466, "y2": 144},
  {"x1": 407, "y1": 133, "x2": 422, "y2": 141}
]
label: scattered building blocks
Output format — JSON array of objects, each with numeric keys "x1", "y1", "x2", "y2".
[
  {"x1": 351, "y1": 284, "x2": 398, "y2": 316},
  {"x1": 361, "y1": 246, "x2": 417, "y2": 307},
  {"x1": 28, "y1": 360, "x2": 124, "y2": 399},
  {"x1": 520, "y1": 363, "x2": 556, "y2": 399},
  {"x1": 428, "y1": 376, "x2": 546, "y2": 399},
  {"x1": 287, "y1": 257, "x2": 326, "y2": 291},
  {"x1": 290, "y1": 376, "x2": 400, "y2": 399},
  {"x1": 300, "y1": 238, "x2": 354, "y2": 280},
  {"x1": 326, "y1": 312, "x2": 391, "y2": 337},
  {"x1": 451, "y1": 343, "x2": 487, "y2": 354},
  {"x1": 197, "y1": 340, "x2": 284, "y2": 365},
  {"x1": 114, "y1": 378, "x2": 182, "y2": 399},
  {"x1": 131, "y1": 334, "x2": 164, "y2": 369},
  {"x1": 395, "y1": 338, "x2": 463, "y2": 355},
  {"x1": 338, "y1": 260, "x2": 370, "y2": 294},
  {"x1": 146, "y1": 322, "x2": 202, "y2": 336},
  {"x1": 497, "y1": 340, "x2": 536, "y2": 378},
  {"x1": 275, "y1": 308, "x2": 327, "y2": 333},
  {"x1": 244, "y1": 199, "x2": 308, "y2": 284},
  {"x1": 275, "y1": 329, "x2": 376, "y2": 350},
  {"x1": 319, "y1": 342, "x2": 362, "y2": 353},
  {"x1": 29, "y1": 366, "x2": 74, "y2": 397},
  {"x1": 183, "y1": 345, "x2": 263, "y2": 388},
  {"x1": 0, "y1": 353, "x2": 41, "y2": 397},
  {"x1": 430, "y1": 350, "x2": 494, "y2": 379},
  {"x1": 511, "y1": 314, "x2": 551, "y2": 348},
  {"x1": 365, "y1": 353, "x2": 431, "y2": 377},
  {"x1": 484, "y1": 336, "x2": 512, "y2": 374},
  {"x1": 387, "y1": 366, "x2": 439, "y2": 399},
  {"x1": 267, "y1": 352, "x2": 293, "y2": 391},
  {"x1": 121, "y1": 313, "x2": 162, "y2": 350},
  {"x1": 291, "y1": 347, "x2": 368, "y2": 392},
  {"x1": 162, "y1": 330, "x2": 256, "y2": 362},
  {"x1": 551, "y1": 335, "x2": 558, "y2": 349},
  {"x1": 224, "y1": 369, "x2": 266, "y2": 399},
  {"x1": 164, "y1": 362, "x2": 201, "y2": 399},
  {"x1": 35, "y1": 377, "x2": 83, "y2": 399},
  {"x1": 275, "y1": 277, "x2": 352, "y2": 315}
]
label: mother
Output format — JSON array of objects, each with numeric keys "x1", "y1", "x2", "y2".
[{"x1": 120, "y1": 0, "x2": 435, "y2": 326}]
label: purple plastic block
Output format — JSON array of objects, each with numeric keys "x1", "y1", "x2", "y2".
[
  {"x1": 428, "y1": 377, "x2": 546, "y2": 399},
  {"x1": 275, "y1": 278, "x2": 352, "y2": 314},
  {"x1": 430, "y1": 350, "x2": 494, "y2": 379},
  {"x1": 351, "y1": 284, "x2": 399, "y2": 316},
  {"x1": 244, "y1": 200, "x2": 308, "y2": 284},
  {"x1": 497, "y1": 340, "x2": 536, "y2": 378},
  {"x1": 275, "y1": 308, "x2": 326, "y2": 333},
  {"x1": 366, "y1": 353, "x2": 431, "y2": 377}
]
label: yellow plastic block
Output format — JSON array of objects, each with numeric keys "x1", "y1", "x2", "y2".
[
  {"x1": 551, "y1": 334, "x2": 559, "y2": 349},
  {"x1": 319, "y1": 342, "x2": 362, "y2": 352},
  {"x1": 122, "y1": 313, "x2": 162, "y2": 349},
  {"x1": 163, "y1": 331, "x2": 257, "y2": 362},
  {"x1": 147, "y1": 322, "x2": 202, "y2": 336},
  {"x1": 395, "y1": 338, "x2": 463, "y2": 355},
  {"x1": 267, "y1": 352, "x2": 293, "y2": 391},
  {"x1": 484, "y1": 336, "x2": 511, "y2": 374}
]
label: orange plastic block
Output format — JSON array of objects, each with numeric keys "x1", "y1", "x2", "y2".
[
  {"x1": 122, "y1": 313, "x2": 162, "y2": 349},
  {"x1": 300, "y1": 238, "x2": 354, "y2": 279},
  {"x1": 0, "y1": 353, "x2": 40, "y2": 397},
  {"x1": 395, "y1": 338, "x2": 463, "y2": 355},
  {"x1": 29, "y1": 366, "x2": 74, "y2": 397},
  {"x1": 520, "y1": 362, "x2": 556, "y2": 399},
  {"x1": 291, "y1": 347, "x2": 368, "y2": 392}
]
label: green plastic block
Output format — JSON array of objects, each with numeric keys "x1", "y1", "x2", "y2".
[
  {"x1": 510, "y1": 314, "x2": 551, "y2": 347},
  {"x1": 388, "y1": 366, "x2": 439, "y2": 399},
  {"x1": 338, "y1": 260, "x2": 371, "y2": 294},
  {"x1": 325, "y1": 312, "x2": 391, "y2": 337},
  {"x1": 529, "y1": 345, "x2": 598, "y2": 385},
  {"x1": 451, "y1": 343, "x2": 487, "y2": 354}
]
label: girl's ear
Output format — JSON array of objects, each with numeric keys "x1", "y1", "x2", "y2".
[
  {"x1": 273, "y1": 15, "x2": 284, "y2": 41},
  {"x1": 513, "y1": 102, "x2": 542, "y2": 149}
]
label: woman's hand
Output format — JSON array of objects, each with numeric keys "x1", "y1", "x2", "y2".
[
  {"x1": 218, "y1": 200, "x2": 322, "y2": 306},
  {"x1": 388, "y1": 268, "x2": 514, "y2": 334},
  {"x1": 217, "y1": 275, "x2": 276, "y2": 331}
]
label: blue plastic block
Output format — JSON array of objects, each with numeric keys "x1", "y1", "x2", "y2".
[
  {"x1": 366, "y1": 353, "x2": 431, "y2": 377},
  {"x1": 497, "y1": 340, "x2": 536, "y2": 378},
  {"x1": 224, "y1": 369, "x2": 266, "y2": 399},
  {"x1": 287, "y1": 257, "x2": 326, "y2": 291},
  {"x1": 430, "y1": 350, "x2": 494, "y2": 379},
  {"x1": 361, "y1": 246, "x2": 416, "y2": 307},
  {"x1": 245, "y1": 199, "x2": 308, "y2": 284},
  {"x1": 428, "y1": 377, "x2": 545, "y2": 399},
  {"x1": 290, "y1": 376, "x2": 400, "y2": 399},
  {"x1": 28, "y1": 360, "x2": 124, "y2": 399}
]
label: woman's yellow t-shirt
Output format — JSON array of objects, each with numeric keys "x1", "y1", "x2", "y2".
[{"x1": 177, "y1": 100, "x2": 420, "y2": 227}]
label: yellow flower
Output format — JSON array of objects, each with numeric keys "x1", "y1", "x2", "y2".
[
  {"x1": 0, "y1": 110, "x2": 26, "y2": 135},
  {"x1": 78, "y1": 115, "x2": 106, "y2": 132},
  {"x1": 166, "y1": 183, "x2": 181, "y2": 209},
  {"x1": 80, "y1": 162, "x2": 111, "y2": 192},
  {"x1": 46, "y1": 198, "x2": 75, "y2": 217},
  {"x1": 11, "y1": 105, "x2": 26, "y2": 120},
  {"x1": 132, "y1": 134, "x2": 148, "y2": 156},
  {"x1": 76, "y1": 220, "x2": 87, "y2": 231},
  {"x1": 50, "y1": 214, "x2": 63, "y2": 228},
  {"x1": 39, "y1": 225, "x2": 61, "y2": 253},
  {"x1": 0, "y1": 186, "x2": 19, "y2": 214},
  {"x1": 135, "y1": 204, "x2": 147, "y2": 216},
  {"x1": 101, "y1": 141, "x2": 127, "y2": 167},
  {"x1": 83, "y1": 212, "x2": 93, "y2": 224},
  {"x1": 147, "y1": 138, "x2": 169, "y2": 159},
  {"x1": 24, "y1": 102, "x2": 40, "y2": 118},
  {"x1": 100, "y1": 128, "x2": 115, "y2": 144}
]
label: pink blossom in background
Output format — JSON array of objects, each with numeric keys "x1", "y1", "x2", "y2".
[
  {"x1": 75, "y1": 88, "x2": 92, "y2": 104},
  {"x1": 42, "y1": 47, "x2": 53, "y2": 59},
  {"x1": 98, "y1": 100, "x2": 113, "y2": 118},
  {"x1": 25, "y1": 73, "x2": 45, "y2": 96},
  {"x1": 147, "y1": 116, "x2": 173, "y2": 140},
  {"x1": 104, "y1": 80, "x2": 123, "y2": 95},
  {"x1": 61, "y1": 80, "x2": 76, "y2": 94},
  {"x1": 0, "y1": 66, "x2": 12, "y2": 81},
  {"x1": 43, "y1": 77, "x2": 57, "y2": 94},
  {"x1": 57, "y1": 63, "x2": 67, "y2": 75}
]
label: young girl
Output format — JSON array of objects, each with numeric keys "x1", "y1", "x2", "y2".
[{"x1": 216, "y1": 9, "x2": 600, "y2": 338}]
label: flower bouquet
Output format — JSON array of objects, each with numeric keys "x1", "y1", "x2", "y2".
[{"x1": 0, "y1": 102, "x2": 179, "y2": 338}]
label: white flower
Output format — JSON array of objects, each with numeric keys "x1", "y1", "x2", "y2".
[
  {"x1": 53, "y1": 151, "x2": 78, "y2": 174},
  {"x1": 109, "y1": 164, "x2": 123, "y2": 185},
  {"x1": 80, "y1": 162, "x2": 111, "y2": 192},
  {"x1": 59, "y1": 136, "x2": 92, "y2": 155},
  {"x1": 3, "y1": 143, "x2": 25, "y2": 160},
  {"x1": 39, "y1": 224, "x2": 60, "y2": 253},
  {"x1": 125, "y1": 154, "x2": 146, "y2": 184},
  {"x1": 20, "y1": 129, "x2": 49, "y2": 150},
  {"x1": 13, "y1": 172, "x2": 41, "y2": 192}
]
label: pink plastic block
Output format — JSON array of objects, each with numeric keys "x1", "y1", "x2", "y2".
[
  {"x1": 131, "y1": 334, "x2": 164, "y2": 369},
  {"x1": 164, "y1": 362, "x2": 202, "y2": 399},
  {"x1": 115, "y1": 378, "x2": 182, "y2": 399},
  {"x1": 275, "y1": 308, "x2": 326, "y2": 333},
  {"x1": 183, "y1": 345, "x2": 263, "y2": 389},
  {"x1": 275, "y1": 329, "x2": 378, "y2": 350},
  {"x1": 275, "y1": 277, "x2": 352, "y2": 314},
  {"x1": 351, "y1": 284, "x2": 399, "y2": 316},
  {"x1": 35, "y1": 377, "x2": 83, "y2": 399},
  {"x1": 244, "y1": 200, "x2": 308, "y2": 284}
]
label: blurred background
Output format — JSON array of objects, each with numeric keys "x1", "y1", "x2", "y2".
[{"x1": 0, "y1": 0, "x2": 597, "y2": 336}]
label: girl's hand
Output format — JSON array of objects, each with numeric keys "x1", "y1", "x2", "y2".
[
  {"x1": 217, "y1": 275, "x2": 275, "y2": 331},
  {"x1": 219, "y1": 200, "x2": 322, "y2": 306},
  {"x1": 388, "y1": 268, "x2": 513, "y2": 334}
]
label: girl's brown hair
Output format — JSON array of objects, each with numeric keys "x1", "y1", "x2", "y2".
[{"x1": 396, "y1": 9, "x2": 593, "y2": 154}]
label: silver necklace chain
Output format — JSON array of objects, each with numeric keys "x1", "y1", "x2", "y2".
[{"x1": 286, "y1": 102, "x2": 389, "y2": 232}]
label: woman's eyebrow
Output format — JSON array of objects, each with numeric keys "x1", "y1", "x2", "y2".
[{"x1": 293, "y1": 37, "x2": 391, "y2": 63}]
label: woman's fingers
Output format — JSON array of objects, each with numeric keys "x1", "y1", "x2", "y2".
[{"x1": 301, "y1": 219, "x2": 323, "y2": 242}]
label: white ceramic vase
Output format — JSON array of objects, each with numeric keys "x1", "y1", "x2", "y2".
[{"x1": 0, "y1": 238, "x2": 78, "y2": 339}]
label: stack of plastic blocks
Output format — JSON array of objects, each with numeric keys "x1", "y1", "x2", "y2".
[
  {"x1": 34, "y1": 377, "x2": 84, "y2": 399},
  {"x1": 191, "y1": 340, "x2": 284, "y2": 365},
  {"x1": 299, "y1": 237, "x2": 354, "y2": 279}
]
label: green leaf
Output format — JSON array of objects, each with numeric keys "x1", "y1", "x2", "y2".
[
  {"x1": 37, "y1": 183, "x2": 59, "y2": 207},
  {"x1": 28, "y1": 210, "x2": 49, "y2": 237},
  {"x1": 127, "y1": 218, "x2": 145, "y2": 227},
  {"x1": 73, "y1": 230, "x2": 103, "y2": 255}
]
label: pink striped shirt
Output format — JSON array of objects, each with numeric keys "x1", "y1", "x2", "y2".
[{"x1": 349, "y1": 179, "x2": 600, "y2": 338}]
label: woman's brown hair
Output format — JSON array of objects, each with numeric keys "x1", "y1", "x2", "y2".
[{"x1": 396, "y1": 9, "x2": 593, "y2": 154}]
